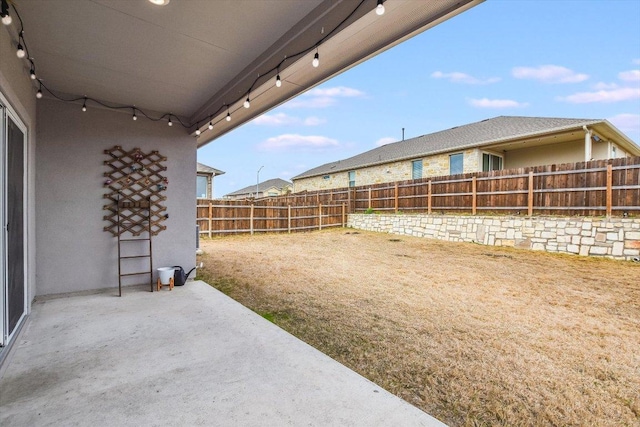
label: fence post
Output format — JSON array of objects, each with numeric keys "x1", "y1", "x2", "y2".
[
  {"x1": 250, "y1": 204, "x2": 254, "y2": 235},
  {"x1": 394, "y1": 183, "x2": 399, "y2": 213},
  {"x1": 288, "y1": 205, "x2": 292, "y2": 233},
  {"x1": 318, "y1": 203, "x2": 323, "y2": 230},
  {"x1": 606, "y1": 163, "x2": 613, "y2": 218},
  {"x1": 527, "y1": 171, "x2": 534, "y2": 216},
  {"x1": 342, "y1": 203, "x2": 346, "y2": 227},
  {"x1": 368, "y1": 188, "x2": 372, "y2": 210},
  {"x1": 472, "y1": 176, "x2": 477, "y2": 215},
  {"x1": 427, "y1": 180, "x2": 432, "y2": 214},
  {"x1": 347, "y1": 187, "x2": 352, "y2": 213},
  {"x1": 208, "y1": 200, "x2": 213, "y2": 238}
]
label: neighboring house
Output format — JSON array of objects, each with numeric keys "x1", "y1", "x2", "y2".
[
  {"x1": 197, "y1": 162, "x2": 225, "y2": 199},
  {"x1": 224, "y1": 178, "x2": 293, "y2": 200},
  {"x1": 293, "y1": 116, "x2": 640, "y2": 192}
]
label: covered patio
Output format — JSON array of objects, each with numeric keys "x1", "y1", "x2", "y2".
[
  {"x1": 1, "y1": 0, "x2": 483, "y2": 424},
  {"x1": 1, "y1": 282, "x2": 444, "y2": 425}
]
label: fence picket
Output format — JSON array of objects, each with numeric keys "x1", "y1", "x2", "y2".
[{"x1": 196, "y1": 157, "x2": 640, "y2": 236}]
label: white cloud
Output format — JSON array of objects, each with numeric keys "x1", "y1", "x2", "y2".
[
  {"x1": 375, "y1": 137, "x2": 396, "y2": 147},
  {"x1": 618, "y1": 70, "x2": 640, "y2": 82},
  {"x1": 252, "y1": 113, "x2": 298, "y2": 126},
  {"x1": 252, "y1": 113, "x2": 326, "y2": 127},
  {"x1": 468, "y1": 98, "x2": 529, "y2": 108},
  {"x1": 557, "y1": 87, "x2": 640, "y2": 103},
  {"x1": 431, "y1": 71, "x2": 500, "y2": 85},
  {"x1": 286, "y1": 86, "x2": 365, "y2": 109},
  {"x1": 512, "y1": 65, "x2": 589, "y2": 83},
  {"x1": 308, "y1": 87, "x2": 365, "y2": 97},
  {"x1": 592, "y1": 82, "x2": 619, "y2": 90},
  {"x1": 258, "y1": 134, "x2": 339, "y2": 150},
  {"x1": 303, "y1": 116, "x2": 326, "y2": 126},
  {"x1": 633, "y1": 59, "x2": 640, "y2": 65},
  {"x1": 607, "y1": 113, "x2": 640, "y2": 134}
]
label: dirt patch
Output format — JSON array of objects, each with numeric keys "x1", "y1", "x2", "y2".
[{"x1": 197, "y1": 229, "x2": 640, "y2": 427}]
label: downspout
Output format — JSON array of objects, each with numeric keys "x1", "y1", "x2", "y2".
[{"x1": 582, "y1": 126, "x2": 592, "y2": 162}]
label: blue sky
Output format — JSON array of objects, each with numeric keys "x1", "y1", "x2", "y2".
[{"x1": 198, "y1": 0, "x2": 640, "y2": 198}]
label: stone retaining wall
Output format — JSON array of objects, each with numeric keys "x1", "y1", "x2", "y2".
[{"x1": 348, "y1": 214, "x2": 640, "y2": 261}]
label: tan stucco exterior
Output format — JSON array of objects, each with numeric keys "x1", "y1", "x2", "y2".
[{"x1": 503, "y1": 139, "x2": 628, "y2": 169}]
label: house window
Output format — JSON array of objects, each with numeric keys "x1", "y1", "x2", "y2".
[
  {"x1": 411, "y1": 160, "x2": 423, "y2": 180},
  {"x1": 482, "y1": 153, "x2": 503, "y2": 172},
  {"x1": 323, "y1": 175, "x2": 330, "y2": 180},
  {"x1": 268, "y1": 191, "x2": 278, "y2": 197},
  {"x1": 196, "y1": 175, "x2": 208, "y2": 198},
  {"x1": 348, "y1": 171, "x2": 356, "y2": 187},
  {"x1": 612, "y1": 146, "x2": 617, "y2": 158},
  {"x1": 449, "y1": 153, "x2": 464, "y2": 175}
]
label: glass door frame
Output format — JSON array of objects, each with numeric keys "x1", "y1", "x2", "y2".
[{"x1": 0, "y1": 90, "x2": 28, "y2": 347}]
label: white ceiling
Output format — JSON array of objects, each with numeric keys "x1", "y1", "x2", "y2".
[{"x1": 12, "y1": 0, "x2": 483, "y2": 146}]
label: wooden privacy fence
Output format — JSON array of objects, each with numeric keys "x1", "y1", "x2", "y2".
[
  {"x1": 197, "y1": 199, "x2": 347, "y2": 236},
  {"x1": 197, "y1": 157, "x2": 640, "y2": 236},
  {"x1": 353, "y1": 157, "x2": 640, "y2": 217}
]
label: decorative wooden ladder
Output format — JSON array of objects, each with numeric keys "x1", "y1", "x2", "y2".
[{"x1": 116, "y1": 197, "x2": 153, "y2": 296}]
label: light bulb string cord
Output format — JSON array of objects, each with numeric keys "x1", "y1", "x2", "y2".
[
  {"x1": 7, "y1": 0, "x2": 36, "y2": 73},
  {"x1": 8, "y1": 0, "x2": 372, "y2": 132}
]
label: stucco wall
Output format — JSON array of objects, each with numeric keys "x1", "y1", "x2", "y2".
[
  {"x1": 505, "y1": 140, "x2": 586, "y2": 169},
  {"x1": 295, "y1": 149, "x2": 480, "y2": 192},
  {"x1": 348, "y1": 214, "x2": 640, "y2": 261},
  {"x1": 0, "y1": 27, "x2": 38, "y2": 307},
  {"x1": 36, "y1": 99, "x2": 196, "y2": 295}
]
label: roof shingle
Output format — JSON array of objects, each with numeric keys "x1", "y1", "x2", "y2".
[{"x1": 293, "y1": 116, "x2": 604, "y2": 180}]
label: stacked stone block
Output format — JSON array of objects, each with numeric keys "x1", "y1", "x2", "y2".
[{"x1": 348, "y1": 214, "x2": 640, "y2": 261}]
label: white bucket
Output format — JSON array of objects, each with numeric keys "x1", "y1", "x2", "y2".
[{"x1": 157, "y1": 267, "x2": 175, "y2": 285}]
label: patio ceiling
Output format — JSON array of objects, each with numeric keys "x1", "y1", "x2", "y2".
[{"x1": 13, "y1": 0, "x2": 483, "y2": 146}]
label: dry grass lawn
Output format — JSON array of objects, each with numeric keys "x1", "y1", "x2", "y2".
[{"x1": 196, "y1": 229, "x2": 640, "y2": 427}]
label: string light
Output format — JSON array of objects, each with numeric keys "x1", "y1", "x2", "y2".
[
  {"x1": 82, "y1": 97, "x2": 87, "y2": 112},
  {"x1": 0, "y1": 0, "x2": 11, "y2": 25},
  {"x1": 16, "y1": 42, "x2": 25, "y2": 58},
  {"x1": 195, "y1": 128, "x2": 201, "y2": 136},
  {"x1": 376, "y1": 0, "x2": 385, "y2": 16},
  {"x1": 7, "y1": 0, "x2": 372, "y2": 131}
]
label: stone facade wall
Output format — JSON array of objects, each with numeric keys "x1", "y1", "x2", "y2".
[
  {"x1": 348, "y1": 214, "x2": 640, "y2": 261},
  {"x1": 295, "y1": 149, "x2": 481, "y2": 192}
]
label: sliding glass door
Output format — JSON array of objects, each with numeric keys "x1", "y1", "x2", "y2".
[{"x1": 1, "y1": 96, "x2": 27, "y2": 347}]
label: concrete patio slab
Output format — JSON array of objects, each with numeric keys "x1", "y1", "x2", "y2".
[{"x1": 1, "y1": 281, "x2": 445, "y2": 426}]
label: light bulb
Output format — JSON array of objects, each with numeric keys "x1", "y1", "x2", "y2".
[
  {"x1": 82, "y1": 105, "x2": 87, "y2": 112},
  {"x1": 195, "y1": 129, "x2": 201, "y2": 136},
  {"x1": 276, "y1": 74, "x2": 282, "y2": 87},
  {"x1": 168, "y1": 118, "x2": 173, "y2": 126},
  {"x1": 133, "y1": 114, "x2": 137, "y2": 121},
  {"x1": 376, "y1": 0, "x2": 385, "y2": 15},
  {"x1": 16, "y1": 44, "x2": 25, "y2": 58},
  {"x1": 226, "y1": 112, "x2": 231, "y2": 121},
  {"x1": 244, "y1": 97, "x2": 250, "y2": 108},
  {"x1": 208, "y1": 121, "x2": 213, "y2": 130},
  {"x1": 1, "y1": 15, "x2": 11, "y2": 26},
  {"x1": 312, "y1": 52, "x2": 319, "y2": 68},
  {"x1": 30, "y1": 69, "x2": 36, "y2": 80},
  {"x1": 36, "y1": 90, "x2": 42, "y2": 99}
]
